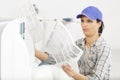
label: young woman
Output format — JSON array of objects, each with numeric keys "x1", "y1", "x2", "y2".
[
  {"x1": 35, "y1": 6, "x2": 112, "y2": 80},
  {"x1": 62, "y1": 6, "x2": 112, "y2": 80}
]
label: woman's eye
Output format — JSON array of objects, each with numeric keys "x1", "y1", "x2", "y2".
[
  {"x1": 81, "y1": 20, "x2": 84, "y2": 22},
  {"x1": 87, "y1": 20, "x2": 93, "y2": 23},
  {"x1": 81, "y1": 19, "x2": 93, "y2": 23}
]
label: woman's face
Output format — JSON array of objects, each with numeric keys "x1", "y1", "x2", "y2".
[{"x1": 80, "y1": 16, "x2": 101, "y2": 37}]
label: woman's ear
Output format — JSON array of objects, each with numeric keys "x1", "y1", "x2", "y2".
[{"x1": 98, "y1": 21, "x2": 102, "y2": 28}]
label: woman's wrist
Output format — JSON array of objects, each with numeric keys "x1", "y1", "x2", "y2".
[{"x1": 35, "y1": 49, "x2": 48, "y2": 61}]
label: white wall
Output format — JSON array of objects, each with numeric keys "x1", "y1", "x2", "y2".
[
  {"x1": 111, "y1": 49, "x2": 120, "y2": 79},
  {"x1": 0, "y1": 0, "x2": 29, "y2": 20}
]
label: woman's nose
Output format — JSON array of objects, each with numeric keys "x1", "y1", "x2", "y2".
[{"x1": 81, "y1": 22, "x2": 87, "y2": 27}]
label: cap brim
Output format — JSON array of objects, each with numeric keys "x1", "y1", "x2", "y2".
[
  {"x1": 76, "y1": 13, "x2": 96, "y2": 20},
  {"x1": 76, "y1": 14, "x2": 87, "y2": 19},
  {"x1": 76, "y1": 14, "x2": 82, "y2": 19}
]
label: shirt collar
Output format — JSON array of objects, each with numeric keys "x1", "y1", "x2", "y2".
[{"x1": 79, "y1": 36, "x2": 104, "y2": 48}]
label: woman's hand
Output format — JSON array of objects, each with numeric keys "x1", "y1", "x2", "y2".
[
  {"x1": 62, "y1": 64, "x2": 89, "y2": 80},
  {"x1": 62, "y1": 64, "x2": 76, "y2": 77}
]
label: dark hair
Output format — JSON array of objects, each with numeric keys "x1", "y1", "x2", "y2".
[{"x1": 96, "y1": 19, "x2": 104, "y2": 36}]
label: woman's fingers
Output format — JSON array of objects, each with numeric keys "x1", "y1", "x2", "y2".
[{"x1": 62, "y1": 64, "x2": 74, "y2": 77}]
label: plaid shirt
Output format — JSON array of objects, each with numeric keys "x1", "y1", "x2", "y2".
[{"x1": 76, "y1": 37, "x2": 112, "y2": 80}]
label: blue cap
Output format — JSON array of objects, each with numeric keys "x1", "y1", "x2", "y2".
[{"x1": 76, "y1": 6, "x2": 102, "y2": 21}]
